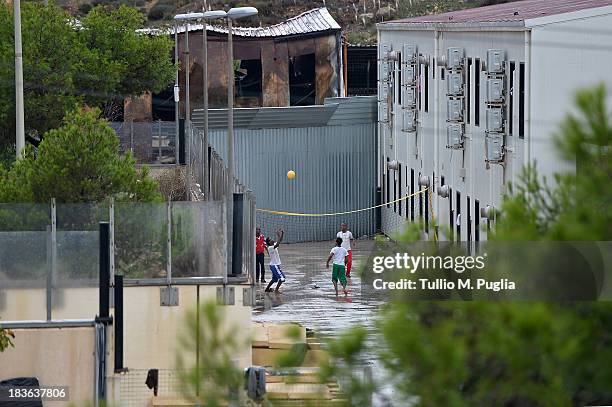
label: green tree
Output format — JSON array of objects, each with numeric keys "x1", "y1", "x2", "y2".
[
  {"x1": 177, "y1": 301, "x2": 244, "y2": 407},
  {"x1": 0, "y1": 3, "x2": 174, "y2": 153},
  {"x1": 0, "y1": 107, "x2": 161, "y2": 203},
  {"x1": 0, "y1": 322, "x2": 14, "y2": 352}
]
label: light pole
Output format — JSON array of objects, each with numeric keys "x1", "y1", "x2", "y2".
[
  {"x1": 201, "y1": 10, "x2": 227, "y2": 200},
  {"x1": 225, "y1": 6, "x2": 257, "y2": 277},
  {"x1": 14, "y1": 0, "x2": 25, "y2": 158},
  {"x1": 174, "y1": 12, "x2": 204, "y2": 200}
]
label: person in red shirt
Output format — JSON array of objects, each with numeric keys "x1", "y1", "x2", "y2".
[{"x1": 255, "y1": 227, "x2": 268, "y2": 283}]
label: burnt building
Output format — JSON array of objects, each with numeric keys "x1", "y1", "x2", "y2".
[{"x1": 146, "y1": 7, "x2": 343, "y2": 121}]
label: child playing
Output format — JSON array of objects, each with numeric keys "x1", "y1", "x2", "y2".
[
  {"x1": 264, "y1": 229, "x2": 285, "y2": 293},
  {"x1": 326, "y1": 237, "x2": 348, "y2": 296}
]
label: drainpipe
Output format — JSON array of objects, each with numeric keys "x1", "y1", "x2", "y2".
[
  {"x1": 377, "y1": 29, "x2": 383, "y2": 191},
  {"x1": 343, "y1": 39, "x2": 348, "y2": 96},
  {"x1": 433, "y1": 29, "x2": 440, "y2": 227}
]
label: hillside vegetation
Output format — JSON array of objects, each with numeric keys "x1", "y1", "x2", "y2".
[{"x1": 56, "y1": 0, "x2": 518, "y2": 44}]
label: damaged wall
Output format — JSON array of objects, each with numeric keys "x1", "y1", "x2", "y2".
[{"x1": 175, "y1": 32, "x2": 341, "y2": 114}]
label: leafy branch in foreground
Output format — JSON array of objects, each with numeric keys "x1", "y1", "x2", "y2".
[{"x1": 321, "y1": 85, "x2": 612, "y2": 406}]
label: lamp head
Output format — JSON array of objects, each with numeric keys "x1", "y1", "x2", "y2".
[
  {"x1": 203, "y1": 10, "x2": 228, "y2": 19},
  {"x1": 227, "y1": 7, "x2": 258, "y2": 20},
  {"x1": 174, "y1": 12, "x2": 204, "y2": 21}
]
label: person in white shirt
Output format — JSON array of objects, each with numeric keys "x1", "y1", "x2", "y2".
[
  {"x1": 264, "y1": 229, "x2": 285, "y2": 293},
  {"x1": 326, "y1": 237, "x2": 348, "y2": 296},
  {"x1": 336, "y1": 223, "x2": 355, "y2": 277}
]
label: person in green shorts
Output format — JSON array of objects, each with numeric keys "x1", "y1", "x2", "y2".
[{"x1": 326, "y1": 237, "x2": 349, "y2": 296}]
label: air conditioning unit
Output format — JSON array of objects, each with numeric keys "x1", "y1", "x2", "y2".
[
  {"x1": 402, "y1": 44, "x2": 417, "y2": 63},
  {"x1": 447, "y1": 124, "x2": 464, "y2": 149},
  {"x1": 485, "y1": 133, "x2": 504, "y2": 162},
  {"x1": 402, "y1": 109, "x2": 417, "y2": 132},
  {"x1": 402, "y1": 87, "x2": 417, "y2": 108},
  {"x1": 403, "y1": 65, "x2": 417, "y2": 85},
  {"x1": 447, "y1": 72, "x2": 464, "y2": 96},
  {"x1": 486, "y1": 108, "x2": 504, "y2": 132},
  {"x1": 447, "y1": 47, "x2": 464, "y2": 70},
  {"x1": 447, "y1": 99, "x2": 464, "y2": 122},
  {"x1": 486, "y1": 49, "x2": 505, "y2": 74},
  {"x1": 486, "y1": 78, "x2": 505, "y2": 103}
]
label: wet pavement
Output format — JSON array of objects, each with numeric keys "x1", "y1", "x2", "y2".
[
  {"x1": 252, "y1": 239, "x2": 401, "y2": 405},
  {"x1": 253, "y1": 238, "x2": 381, "y2": 337}
]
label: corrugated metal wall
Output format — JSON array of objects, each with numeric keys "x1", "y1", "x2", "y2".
[{"x1": 196, "y1": 96, "x2": 377, "y2": 243}]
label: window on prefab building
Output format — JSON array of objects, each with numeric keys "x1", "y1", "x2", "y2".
[
  {"x1": 474, "y1": 58, "x2": 480, "y2": 126},
  {"x1": 410, "y1": 169, "x2": 415, "y2": 222},
  {"x1": 456, "y1": 190, "x2": 461, "y2": 242},
  {"x1": 386, "y1": 157, "x2": 390, "y2": 208},
  {"x1": 289, "y1": 54, "x2": 315, "y2": 106},
  {"x1": 398, "y1": 163, "x2": 403, "y2": 216},
  {"x1": 418, "y1": 64, "x2": 422, "y2": 111},
  {"x1": 424, "y1": 65, "x2": 429, "y2": 112},
  {"x1": 475, "y1": 199, "x2": 480, "y2": 242},
  {"x1": 394, "y1": 168, "x2": 398, "y2": 214},
  {"x1": 467, "y1": 58, "x2": 472, "y2": 124},
  {"x1": 397, "y1": 53, "x2": 402, "y2": 105},
  {"x1": 509, "y1": 61, "x2": 515, "y2": 136},
  {"x1": 467, "y1": 195, "x2": 472, "y2": 242},
  {"x1": 519, "y1": 62, "x2": 525, "y2": 139}
]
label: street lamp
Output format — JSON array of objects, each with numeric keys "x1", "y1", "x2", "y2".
[
  {"x1": 174, "y1": 12, "x2": 203, "y2": 199},
  {"x1": 225, "y1": 6, "x2": 257, "y2": 277},
  {"x1": 14, "y1": 0, "x2": 25, "y2": 158},
  {"x1": 201, "y1": 10, "x2": 227, "y2": 200}
]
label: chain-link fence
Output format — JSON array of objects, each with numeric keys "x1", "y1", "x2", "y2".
[{"x1": 110, "y1": 121, "x2": 177, "y2": 164}]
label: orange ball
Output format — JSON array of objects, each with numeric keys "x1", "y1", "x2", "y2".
[{"x1": 287, "y1": 170, "x2": 296, "y2": 180}]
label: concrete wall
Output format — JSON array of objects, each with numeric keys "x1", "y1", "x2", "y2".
[
  {"x1": 0, "y1": 327, "x2": 96, "y2": 406},
  {"x1": 1, "y1": 284, "x2": 252, "y2": 407},
  {"x1": 377, "y1": 11, "x2": 612, "y2": 241}
]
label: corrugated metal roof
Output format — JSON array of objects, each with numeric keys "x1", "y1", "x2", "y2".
[
  {"x1": 191, "y1": 96, "x2": 377, "y2": 130},
  {"x1": 193, "y1": 104, "x2": 338, "y2": 130},
  {"x1": 142, "y1": 8, "x2": 340, "y2": 38},
  {"x1": 381, "y1": 0, "x2": 612, "y2": 25}
]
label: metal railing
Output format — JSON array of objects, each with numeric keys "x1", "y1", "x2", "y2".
[{"x1": 187, "y1": 123, "x2": 257, "y2": 280}]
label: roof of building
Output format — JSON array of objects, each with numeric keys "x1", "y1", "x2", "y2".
[
  {"x1": 380, "y1": 0, "x2": 612, "y2": 27},
  {"x1": 142, "y1": 8, "x2": 340, "y2": 38}
]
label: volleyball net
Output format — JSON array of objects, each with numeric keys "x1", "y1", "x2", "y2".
[{"x1": 254, "y1": 188, "x2": 431, "y2": 244}]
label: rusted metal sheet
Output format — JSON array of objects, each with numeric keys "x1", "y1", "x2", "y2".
[
  {"x1": 206, "y1": 41, "x2": 229, "y2": 108},
  {"x1": 233, "y1": 41, "x2": 262, "y2": 61},
  {"x1": 261, "y1": 41, "x2": 289, "y2": 107},
  {"x1": 287, "y1": 38, "x2": 316, "y2": 57},
  {"x1": 124, "y1": 92, "x2": 152, "y2": 122},
  {"x1": 315, "y1": 35, "x2": 338, "y2": 104}
]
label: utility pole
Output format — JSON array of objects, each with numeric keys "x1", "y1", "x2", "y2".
[
  {"x1": 14, "y1": 0, "x2": 25, "y2": 158},
  {"x1": 226, "y1": 17, "x2": 234, "y2": 276},
  {"x1": 202, "y1": 12, "x2": 209, "y2": 200}
]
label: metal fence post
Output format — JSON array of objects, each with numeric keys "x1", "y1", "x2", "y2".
[
  {"x1": 47, "y1": 198, "x2": 57, "y2": 320},
  {"x1": 46, "y1": 224, "x2": 52, "y2": 321},
  {"x1": 109, "y1": 198, "x2": 115, "y2": 286},
  {"x1": 167, "y1": 201, "x2": 172, "y2": 285},
  {"x1": 158, "y1": 119, "x2": 162, "y2": 162},
  {"x1": 129, "y1": 120, "x2": 134, "y2": 153}
]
